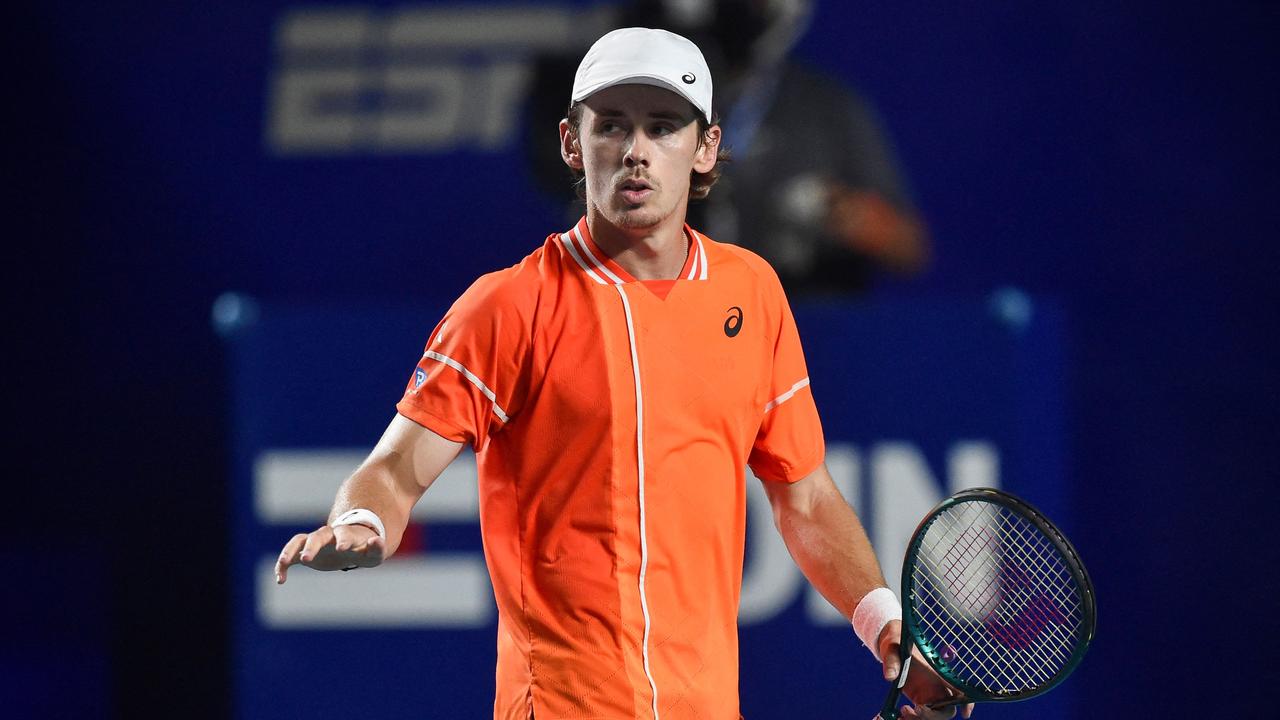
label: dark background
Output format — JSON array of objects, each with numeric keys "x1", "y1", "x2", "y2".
[{"x1": 14, "y1": 1, "x2": 1278, "y2": 716}]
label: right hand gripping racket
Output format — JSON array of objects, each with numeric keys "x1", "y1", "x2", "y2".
[{"x1": 878, "y1": 488, "x2": 1096, "y2": 719}]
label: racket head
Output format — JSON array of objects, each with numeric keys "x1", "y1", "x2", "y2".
[{"x1": 900, "y1": 488, "x2": 1096, "y2": 703}]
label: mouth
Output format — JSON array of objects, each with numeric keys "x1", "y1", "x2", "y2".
[{"x1": 618, "y1": 178, "x2": 654, "y2": 204}]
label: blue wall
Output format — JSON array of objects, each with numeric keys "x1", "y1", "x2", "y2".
[{"x1": 15, "y1": 1, "x2": 1277, "y2": 716}]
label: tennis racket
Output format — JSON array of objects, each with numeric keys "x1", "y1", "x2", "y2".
[{"x1": 878, "y1": 488, "x2": 1096, "y2": 719}]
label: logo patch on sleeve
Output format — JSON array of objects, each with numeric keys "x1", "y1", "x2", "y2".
[{"x1": 414, "y1": 368, "x2": 427, "y2": 389}]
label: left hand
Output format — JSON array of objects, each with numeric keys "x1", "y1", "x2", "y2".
[
  {"x1": 275, "y1": 523, "x2": 384, "y2": 584},
  {"x1": 878, "y1": 620, "x2": 974, "y2": 720}
]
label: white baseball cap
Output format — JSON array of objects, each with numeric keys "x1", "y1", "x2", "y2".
[{"x1": 571, "y1": 27, "x2": 714, "y2": 124}]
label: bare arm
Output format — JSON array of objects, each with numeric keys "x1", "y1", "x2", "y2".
[
  {"x1": 329, "y1": 413, "x2": 464, "y2": 554},
  {"x1": 275, "y1": 414, "x2": 464, "y2": 582},
  {"x1": 762, "y1": 463, "x2": 972, "y2": 718},
  {"x1": 761, "y1": 462, "x2": 887, "y2": 618}
]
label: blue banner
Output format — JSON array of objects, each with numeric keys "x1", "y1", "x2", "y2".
[{"x1": 228, "y1": 295, "x2": 1072, "y2": 719}]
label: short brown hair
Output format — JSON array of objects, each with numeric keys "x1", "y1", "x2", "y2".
[{"x1": 563, "y1": 101, "x2": 730, "y2": 201}]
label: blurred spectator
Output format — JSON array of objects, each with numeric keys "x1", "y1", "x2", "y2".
[{"x1": 524, "y1": 0, "x2": 929, "y2": 295}]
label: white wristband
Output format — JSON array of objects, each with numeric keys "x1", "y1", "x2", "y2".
[
  {"x1": 851, "y1": 587, "x2": 902, "y2": 662},
  {"x1": 331, "y1": 508, "x2": 387, "y2": 541}
]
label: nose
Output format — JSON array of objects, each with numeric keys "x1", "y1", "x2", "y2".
[{"x1": 623, "y1": 132, "x2": 650, "y2": 168}]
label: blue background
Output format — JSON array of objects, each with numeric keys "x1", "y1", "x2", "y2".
[{"x1": 13, "y1": 0, "x2": 1277, "y2": 717}]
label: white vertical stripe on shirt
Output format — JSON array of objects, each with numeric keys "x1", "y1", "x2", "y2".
[{"x1": 613, "y1": 284, "x2": 661, "y2": 720}]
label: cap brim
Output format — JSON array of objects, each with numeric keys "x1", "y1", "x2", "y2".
[{"x1": 572, "y1": 73, "x2": 712, "y2": 124}]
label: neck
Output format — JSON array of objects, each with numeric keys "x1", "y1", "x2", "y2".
[{"x1": 585, "y1": 205, "x2": 690, "y2": 281}]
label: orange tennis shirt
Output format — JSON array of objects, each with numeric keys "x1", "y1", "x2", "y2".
[{"x1": 396, "y1": 217, "x2": 824, "y2": 720}]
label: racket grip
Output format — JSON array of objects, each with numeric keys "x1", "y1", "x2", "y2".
[{"x1": 876, "y1": 685, "x2": 901, "y2": 720}]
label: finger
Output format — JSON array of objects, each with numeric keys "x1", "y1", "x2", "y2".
[
  {"x1": 961, "y1": 703, "x2": 974, "y2": 719},
  {"x1": 911, "y1": 703, "x2": 955, "y2": 720},
  {"x1": 922, "y1": 695, "x2": 964, "y2": 710},
  {"x1": 332, "y1": 524, "x2": 359, "y2": 553},
  {"x1": 299, "y1": 526, "x2": 336, "y2": 564},
  {"x1": 275, "y1": 533, "x2": 309, "y2": 584},
  {"x1": 877, "y1": 620, "x2": 901, "y2": 674},
  {"x1": 333, "y1": 523, "x2": 378, "y2": 553},
  {"x1": 358, "y1": 535, "x2": 386, "y2": 567},
  {"x1": 899, "y1": 706, "x2": 919, "y2": 719},
  {"x1": 882, "y1": 649, "x2": 902, "y2": 682},
  {"x1": 923, "y1": 705, "x2": 957, "y2": 720}
]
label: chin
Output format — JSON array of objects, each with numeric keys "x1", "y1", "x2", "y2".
[{"x1": 612, "y1": 204, "x2": 664, "y2": 230}]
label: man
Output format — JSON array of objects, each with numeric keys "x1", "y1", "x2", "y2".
[{"x1": 276, "y1": 27, "x2": 969, "y2": 720}]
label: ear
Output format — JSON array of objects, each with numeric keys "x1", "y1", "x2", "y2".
[
  {"x1": 692, "y1": 124, "x2": 721, "y2": 174},
  {"x1": 559, "y1": 119, "x2": 583, "y2": 170}
]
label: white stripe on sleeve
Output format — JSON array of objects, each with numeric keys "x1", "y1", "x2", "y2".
[
  {"x1": 423, "y1": 351, "x2": 510, "y2": 423},
  {"x1": 763, "y1": 376, "x2": 811, "y2": 414}
]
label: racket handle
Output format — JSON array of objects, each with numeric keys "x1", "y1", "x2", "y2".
[
  {"x1": 876, "y1": 686, "x2": 901, "y2": 720},
  {"x1": 876, "y1": 654, "x2": 912, "y2": 719}
]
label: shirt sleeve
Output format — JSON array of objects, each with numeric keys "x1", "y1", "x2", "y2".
[
  {"x1": 748, "y1": 276, "x2": 825, "y2": 483},
  {"x1": 395, "y1": 270, "x2": 532, "y2": 451}
]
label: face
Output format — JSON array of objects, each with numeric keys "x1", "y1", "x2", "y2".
[{"x1": 560, "y1": 84, "x2": 720, "y2": 231}]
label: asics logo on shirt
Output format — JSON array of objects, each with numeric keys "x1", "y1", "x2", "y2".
[{"x1": 724, "y1": 306, "x2": 743, "y2": 338}]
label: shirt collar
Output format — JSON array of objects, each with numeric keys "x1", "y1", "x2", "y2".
[{"x1": 559, "y1": 216, "x2": 709, "y2": 285}]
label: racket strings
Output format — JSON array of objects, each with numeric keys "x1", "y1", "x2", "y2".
[
  {"x1": 916, "y1": 533, "x2": 1069, "y2": 691},
  {"x1": 917, "y1": 508, "x2": 1080, "y2": 690},
  {"x1": 910, "y1": 502, "x2": 1087, "y2": 697},
  {"x1": 927, "y1": 509, "x2": 1080, "y2": 685}
]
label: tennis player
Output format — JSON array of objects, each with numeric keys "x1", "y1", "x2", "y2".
[{"x1": 276, "y1": 27, "x2": 970, "y2": 720}]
